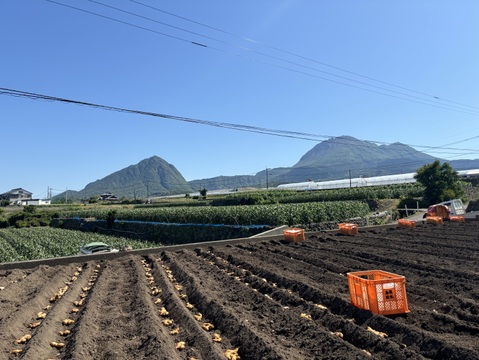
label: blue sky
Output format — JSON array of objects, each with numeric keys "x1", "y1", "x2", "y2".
[{"x1": 2, "y1": 0, "x2": 479, "y2": 199}]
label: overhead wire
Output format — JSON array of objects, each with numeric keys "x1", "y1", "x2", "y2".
[
  {"x1": 44, "y1": 0, "x2": 479, "y2": 117},
  {"x1": 129, "y1": 0, "x2": 479, "y2": 113},
  {"x1": 3, "y1": 86, "x2": 477, "y2": 187},
  {"x1": 86, "y1": 0, "x2": 476, "y2": 115},
  {"x1": 1, "y1": 87, "x2": 478, "y2": 159},
  {"x1": 8, "y1": 2, "x2": 479, "y2": 180}
]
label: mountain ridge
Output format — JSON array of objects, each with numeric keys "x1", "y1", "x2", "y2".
[{"x1": 58, "y1": 136, "x2": 479, "y2": 200}]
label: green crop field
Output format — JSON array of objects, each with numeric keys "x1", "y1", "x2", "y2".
[{"x1": 0, "y1": 227, "x2": 154, "y2": 263}]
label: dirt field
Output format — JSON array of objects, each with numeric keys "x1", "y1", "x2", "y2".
[{"x1": 1, "y1": 221, "x2": 478, "y2": 359}]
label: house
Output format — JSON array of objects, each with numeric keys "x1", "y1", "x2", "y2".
[
  {"x1": 1, "y1": 188, "x2": 52, "y2": 206},
  {"x1": 18, "y1": 198, "x2": 52, "y2": 206},
  {"x1": 0, "y1": 188, "x2": 33, "y2": 205},
  {"x1": 98, "y1": 192, "x2": 119, "y2": 202}
]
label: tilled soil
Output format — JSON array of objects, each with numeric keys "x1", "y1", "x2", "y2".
[{"x1": 0, "y1": 221, "x2": 478, "y2": 359}]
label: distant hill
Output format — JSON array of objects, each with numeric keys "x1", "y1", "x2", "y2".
[
  {"x1": 55, "y1": 136, "x2": 479, "y2": 200},
  {"x1": 58, "y1": 156, "x2": 193, "y2": 201},
  {"x1": 190, "y1": 136, "x2": 444, "y2": 190},
  {"x1": 285, "y1": 136, "x2": 439, "y2": 181}
]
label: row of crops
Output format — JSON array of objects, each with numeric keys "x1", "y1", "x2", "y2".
[
  {"x1": 56, "y1": 201, "x2": 371, "y2": 226},
  {"x1": 0, "y1": 227, "x2": 153, "y2": 263},
  {"x1": 210, "y1": 184, "x2": 424, "y2": 206}
]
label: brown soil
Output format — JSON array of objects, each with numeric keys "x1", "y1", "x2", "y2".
[{"x1": 1, "y1": 221, "x2": 478, "y2": 359}]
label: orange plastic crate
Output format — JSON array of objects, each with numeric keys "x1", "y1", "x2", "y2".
[
  {"x1": 283, "y1": 228, "x2": 305, "y2": 243},
  {"x1": 347, "y1": 270, "x2": 410, "y2": 315},
  {"x1": 449, "y1": 215, "x2": 465, "y2": 222},
  {"x1": 426, "y1": 216, "x2": 443, "y2": 224},
  {"x1": 338, "y1": 223, "x2": 358, "y2": 235},
  {"x1": 397, "y1": 218, "x2": 416, "y2": 228}
]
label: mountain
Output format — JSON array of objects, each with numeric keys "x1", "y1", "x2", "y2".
[
  {"x1": 56, "y1": 136, "x2": 479, "y2": 200},
  {"x1": 284, "y1": 136, "x2": 439, "y2": 182},
  {"x1": 190, "y1": 136, "x2": 443, "y2": 190},
  {"x1": 58, "y1": 156, "x2": 193, "y2": 201}
]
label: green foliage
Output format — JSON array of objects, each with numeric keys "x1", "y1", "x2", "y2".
[
  {"x1": 0, "y1": 227, "x2": 153, "y2": 263},
  {"x1": 0, "y1": 200, "x2": 10, "y2": 207},
  {"x1": 14, "y1": 220, "x2": 29, "y2": 228},
  {"x1": 106, "y1": 210, "x2": 117, "y2": 229},
  {"x1": 211, "y1": 184, "x2": 423, "y2": 206},
  {"x1": 199, "y1": 188, "x2": 208, "y2": 198},
  {"x1": 414, "y1": 160, "x2": 463, "y2": 204},
  {"x1": 23, "y1": 205, "x2": 36, "y2": 214},
  {"x1": 0, "y1": 217, "x2": 8, "y2": 228},
  {"x1": 56, "y1": 201, "x2": 370, "y2": 226},
  {"x1": 7, "y1": 208, "x2": 53, "y2": 228}
]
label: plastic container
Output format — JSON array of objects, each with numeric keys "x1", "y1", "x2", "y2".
[
  {"x1": 397, "y1": 219, "x2": 416, "y2": 228},
  {"x1": 449, "y1": 215, "x2": 465, "y2": 223},
  {"x1": 338, "y1": 223, "x2": 358, "y2": 235},
  {"x1": 426, "y1": 216, "x2": 443, "y2": 225},
  {"x1": 347, "y1": 270, "x2": 409, "y2": 315},
  {"x1": 283, "y1": 228, "x2": 305, "y2": 243}
]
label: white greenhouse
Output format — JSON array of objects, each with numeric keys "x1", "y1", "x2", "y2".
[{"x1": 277, "y1": 169, "x2": 479, "y2": 191}]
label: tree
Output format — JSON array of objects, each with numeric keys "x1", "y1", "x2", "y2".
[
  {"x1": 414, "y1": 160, "x2": 463, "y2": 204},
  {"x1": 199, "y1": 188, "x2": 207, "y2": 198}
]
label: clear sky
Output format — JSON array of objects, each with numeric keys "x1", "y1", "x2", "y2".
[{"x1": 2, "y1": 0, "x2": 479, "y2": 199}]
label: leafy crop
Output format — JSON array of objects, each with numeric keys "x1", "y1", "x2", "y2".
[
  {"x1": 211, "y1": 184, "x2": 424, "y2": 206},
  {"x1": 0, "y1": 227, "x2": 153, "y2": 263},
  {"x1": 56, "y1": 201, "x2": 370, "y2": 226}
]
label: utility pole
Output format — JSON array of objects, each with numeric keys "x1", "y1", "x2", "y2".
[
  {"x1": 349, "y1": 169, "x2": 352, "y2": 188},
  {"x1": 266, "y1": 167, "x2": 269, "y2": 189}
]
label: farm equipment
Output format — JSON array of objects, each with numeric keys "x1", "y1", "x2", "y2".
[{"x1": 424, "y1": 199, "x2": 465, "y2": 221}]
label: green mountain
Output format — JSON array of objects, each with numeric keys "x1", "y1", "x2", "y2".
[
  {"x1": 58, "y1": 156, "x2": 193, "y2": 201},
  {"x1": 190, "y1": 136, "x2": 442, "y2": 190},
  {"x1": 56, "y1": 136, "x2": 479, "y2": 200},
  {"x1": 284, "y1": 135, "x2": 439, "y2": 182}
]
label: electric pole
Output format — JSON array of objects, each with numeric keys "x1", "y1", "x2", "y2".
[{"x1": 266, "y1": 167, "x2": 269, "y2": 189}]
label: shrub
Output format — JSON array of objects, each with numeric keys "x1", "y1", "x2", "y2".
[{"x1": 0, "y1": 217, "x2": 8, "y2": 228}]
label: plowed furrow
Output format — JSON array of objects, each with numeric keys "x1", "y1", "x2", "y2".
[
  {"x1": 164, "y1": 249, "x2": 388, "y2": 360},
  {"x1": 331, "y1": 234, "x2": 478, "y2": 263},
  {"x1": 62, "y1": 256, "x2": 182, "y2": 360},
  {"x1": 143, "y1": 255, "x2": 226, "y2": 360},
  {"x1": 240, "y1": 239, "x2": 479, "y2": 324},
  {"x1": 16, "y1": 262, "x2": 100, "y2": 360},
  {"x1": 195, "y1": 247, "x2": 423, "y2": 360},
  {"x1": 0, "y1": 263, "x2": 84, "y2": 359},
  {"x1": 162, "y1": 250, "x2": 318, "y2": 360},
  {"x1": 247, "y1": 239, "x2": 348, "y2": 269},
  {"x1": 251, "y1": 245, "x2": 479, "y2": 336},
  {"x1": 328, "y1": 231, "x2": 474, "y2": 258},
  {"x1": 212, "y1": 245, "x2": 478, "y2": 359},
  {"x1": 316, "y1": 243, "x2": 479, "y2": 287},
  {"x1": 235, "y1": 242, "x2": 350, "y2": 296},
  {"x1": 228, "y1": 241, "x2": 479, "y2": 330}
]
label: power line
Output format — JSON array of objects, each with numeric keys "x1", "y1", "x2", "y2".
[
  {"x1": 44, "y1": 0, "x2": 479, "y2": 117},
  {"x1": 87, "y1": 0, "x2": 477, "y2": 115},
  {"x1": 1, "y1": 87, "x2": 478, "y2": 159},
  {"x1": 129, "y1": 0, "x2": 479, "y2": 113}
]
